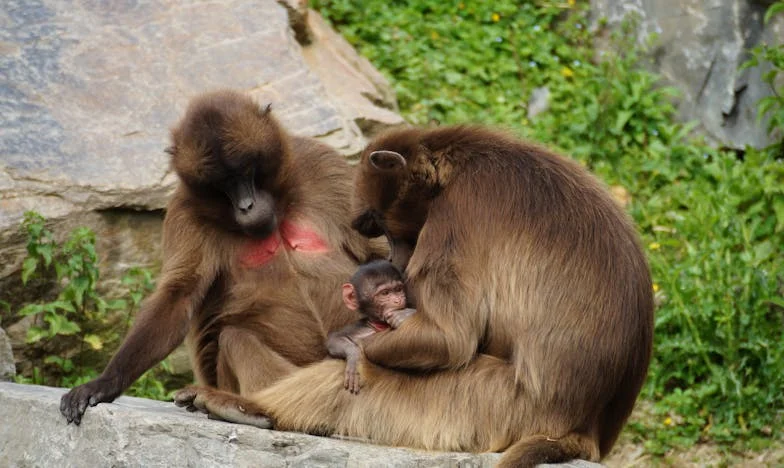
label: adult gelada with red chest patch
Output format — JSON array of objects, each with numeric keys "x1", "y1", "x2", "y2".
[{"x1": 59, "y1": 90, "x2": 380, "y2": 426}]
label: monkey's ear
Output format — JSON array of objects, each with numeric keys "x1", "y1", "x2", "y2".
[
  {"x1": 164, "y1": 146, "x2": 176, "y2": 156},
  {"x1": 342, "y1": 283, "x2": 359, "y2": 311},
  {"x1": 369, "y1": 150, "x2": 406, "y2": 173}
]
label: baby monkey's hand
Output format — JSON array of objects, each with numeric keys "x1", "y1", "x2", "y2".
[{"x1": 384, "y1": 307, "x2": 416, "y2": 329}]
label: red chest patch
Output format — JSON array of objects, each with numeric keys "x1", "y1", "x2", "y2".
[
  {"x1": 279, "y1": 220, "x2": 329, "y2": 252},
  {"x1": 239, "y1": 220, "x2": 330, "y2": 268},
  {"x1": 368, "y1": 320, "x2": 391, "y2": 332},
  {"x1": 240, "y1": 235, "x2": 282, "y2": 268}
]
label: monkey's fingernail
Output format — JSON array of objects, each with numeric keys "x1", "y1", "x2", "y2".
[{"x1": 239, "y1": 405, "x2": 246, "y2": 413}]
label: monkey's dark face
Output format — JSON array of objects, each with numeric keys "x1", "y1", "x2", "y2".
[
  {"x1": 169, "y1": 91, "x2": 292, "y2": 238},
  {"x1": 350, "y1": 209, "x2": 385, "y2": 239},
  {"x1": 206, "y1": 157, "x2": 279, "y2": 238},
  {"x1": 352, "y1": 129, "x2": 434, "y2": 247}
]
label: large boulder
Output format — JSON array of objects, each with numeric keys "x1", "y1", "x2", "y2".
[
  {"x1": 591, "y1": 0, "x2": 784, "y2": 150},
  {"x1": 0, "y1": 382, "x2": 605, "y2": 467},
  {"x1": 0, "y1": 382, "x2": 499, "y2": 467},
  {"x1": 0, "y1": 0, "x2": 403, "y2": 322}
]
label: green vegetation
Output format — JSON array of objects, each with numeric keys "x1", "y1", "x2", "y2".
[
  {"x1": 314, "y1": 0, "x2": 784, "y2": 455},
  {"x1": 7, "y1": 212, "x2": 180, "y2": 401}
]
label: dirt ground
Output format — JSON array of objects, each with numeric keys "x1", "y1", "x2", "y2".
[
  {"x1": 606, "y1": 434, "x2": 784, "y2": 467},
  {"x1": 603, "y1": 403, "x2": 784, "y2": 467}
]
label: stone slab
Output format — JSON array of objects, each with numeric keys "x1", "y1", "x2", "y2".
[{"x1": 0, "y1": 382, "x2": 607, "y2": 467}]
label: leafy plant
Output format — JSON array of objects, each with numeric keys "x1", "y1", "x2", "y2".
[
  {"x1": 9, "y1": 212, "x2": 178, "y2": 399},
  {"x1": 314, "y1": 0, "x2": 784, "y2": 455}
]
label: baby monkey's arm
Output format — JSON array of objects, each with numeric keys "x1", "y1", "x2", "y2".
[{"x1": 326, "y1": 322, "x2": 377, "y2": 394}]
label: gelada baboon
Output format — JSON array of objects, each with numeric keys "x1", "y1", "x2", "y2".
[
  {"x1": 60, "y1": 90, "x2": 381, "y2": 425},
  {"x1": 174, "y1": 126, "x2": 654, "y2": 467},
  {"x1": 327, "y1": 259, "x2": 415, "y2": 393}
]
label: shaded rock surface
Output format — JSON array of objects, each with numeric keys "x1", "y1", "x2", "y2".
[
  {"x1": 591, "y1": 0, "x2": 784, "y2": 149},
  {"x1": 0, "y1": 382, "x2": 603, "y2": 467},
  {"x1": 0, "y1": 0, "x2": 403, "y2": 319},
  {"x1": 0, "y1": 328, "x2": 14, "y2": 380}
]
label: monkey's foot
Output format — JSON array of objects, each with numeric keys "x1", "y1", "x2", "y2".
[{"x1": 174, "y1": 385, "x2": 273, "y2": 429}]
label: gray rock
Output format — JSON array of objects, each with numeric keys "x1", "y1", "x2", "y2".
[
  {"x1": 298, "y1": 10, "x2": 405, "y2": 157},
  {"x1": 591, "y1": 0, "x2": 784, "y2": 149},
  {"x1": 527, "y1": 86, "x2": 551, "y2": 120},
  {"x1": 0, "y1": 0, "x2": 403, "y2": 314},
  {"x1": 0, "y1": 328, "x2": 14, "y2": 380},
  {"x1": 0, "y1": 381, "x2": 607, "y2": 467}
]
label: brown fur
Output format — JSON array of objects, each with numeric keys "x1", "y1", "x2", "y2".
[
  {"x1": 174, "y1": 125, "x2": 653, "y2": 467},
  {"x1": 60, "y1": 90, "x2": 382, "y2": 424}
]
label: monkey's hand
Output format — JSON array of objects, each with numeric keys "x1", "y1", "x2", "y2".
[
  {"x1": 60, "y1": 376, "x2": 122, "y2": 425},
  {"x1": 384, "y1": 307, "x2": 416, "y2": 329},
  {"x1": 344, "y1": 357, "x2": 362, "y2": 394}
]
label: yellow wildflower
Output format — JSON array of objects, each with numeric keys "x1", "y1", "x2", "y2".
[
  {"x1": 492, "y1": 13, "x2": 500, "y2": 22},
  {"x1": 83, "y1": 334, "x2": 104, "y2": 350},
  {"x1": 568, "y1": 0, "x2": 576, "y2": 6},
  {"x1": 430, "y1": 31, "x2": 439, "y2": 40},
  {"x1": 664, "y1": 416, "x2": 673, "y2": 426},
  {"x1": 649, "y1": 242, "x2": 661, "y2": 250},
  {"x1": 653, "y1": 283, "x2": 660, "y2": 292},
  {"x1": 560, "y1": 66, "x2": 574, "y2": 78}
]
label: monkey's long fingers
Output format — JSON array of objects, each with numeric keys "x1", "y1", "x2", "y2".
[
  {"x1": 349, "y1": 371, "x2": 362, "y2": 394},
  {"x1": 343, "y1": 372, "x2": 351, "y2": 391},
  {"x1": 61, "y1": 386, "x2": 92, "y2": 425}
]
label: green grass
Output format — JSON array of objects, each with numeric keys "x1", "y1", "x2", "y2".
[{"x1": 313, "y1": 0, "x2": 784, "y2": 455}]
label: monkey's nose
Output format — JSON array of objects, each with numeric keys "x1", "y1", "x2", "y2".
[{"x1": 238, "y1": 198, "x2": 255, "y2": 214}]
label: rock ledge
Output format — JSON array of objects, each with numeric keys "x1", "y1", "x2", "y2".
[{"x1": 0, "y1": 382, "x2": 603, "y2": 467}]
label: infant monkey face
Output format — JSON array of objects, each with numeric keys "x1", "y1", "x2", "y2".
[{"x1": 373, "y1": 281, "x2": 406, "y2": 317}]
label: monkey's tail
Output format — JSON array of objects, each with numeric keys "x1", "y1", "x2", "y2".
[{"x1": 497, "y1": 433, "x2": 599, "y2": 468}]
